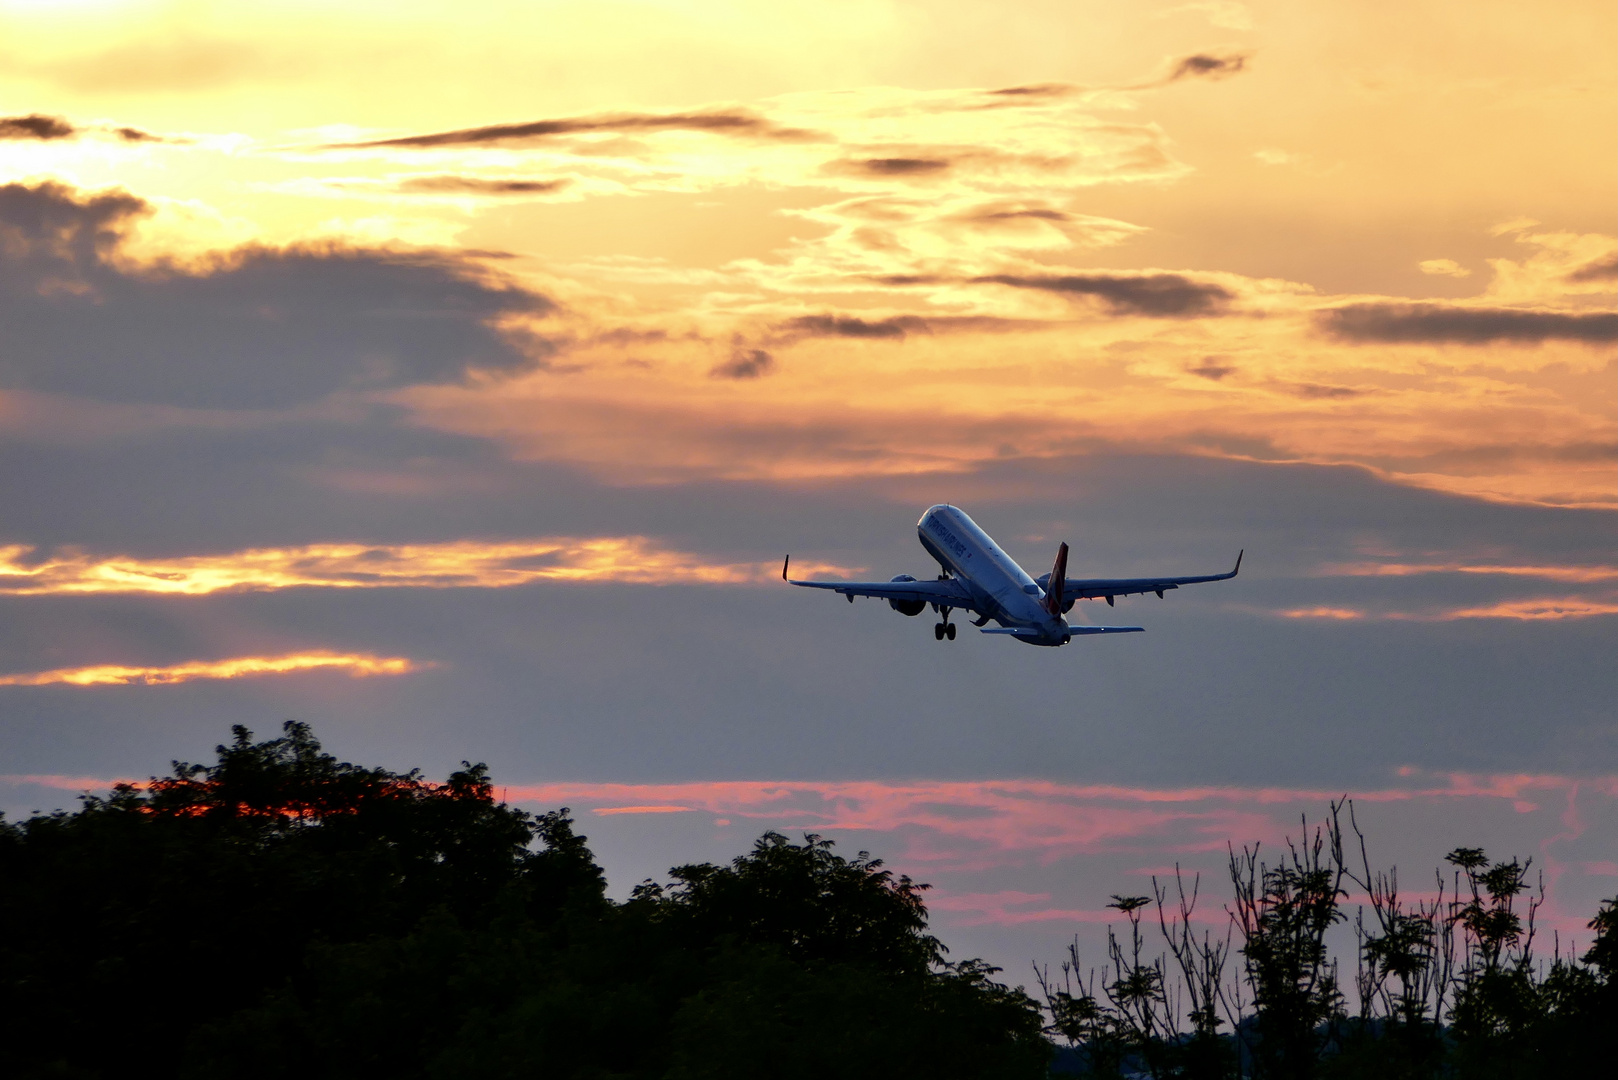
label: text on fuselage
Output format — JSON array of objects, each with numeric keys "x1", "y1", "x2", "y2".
[{"x1": 927, "y1": 513, "x2": 973, "y2": 561}]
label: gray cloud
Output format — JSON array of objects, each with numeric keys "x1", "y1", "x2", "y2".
[
  {"x1": 710, "y1": 348, "x2": 775, "y2": 379},
  {"x1": 112, "y1": 126, "x2": 165, "y2": 143},
  {"x1": 985, "y1": 54, "x2": 1249, "y2": 102},
  {"x1": 0, "y1": 114, "x2": 164, "y2": 143},
  {"x1": 1166, "y1": 52, "x2": 1250, "y2": 83},
  {"x1": 774, "y1": 313, "x2": 1040, "y2": 341},
  {"x1": 975, "y1": 272, "x2": 1234, "y2": 317},
  {"x1": 839, "y1": 157, "x2": 952, "y2": 177},
  {"x1": 1317, "y1": 302, "x2": 1618, "y2": 344},
  {"x1": 333, "y1": 109, "x2": 818, "y2": 149},
  {"x1": 1567, "y1": 254, "x2": 1618, "y2": 284},
  {"x1": 0, "y1": 182, "x2": 555, "y2": 409},
  {"x1": 395, "y1": 175, "x2": 571, "y2": 196},
  {"x1": 1288, "y1": 382, "x2": 1369, "y2": 399},
  {"x1": 1187, "y1": 357, "x2": 1237, "y2": 381},
  {"x1": 986, "y1": 83, "x2": 1074, "y2": 99},
  {"x1": 780, "y1": 314, "x2": 926, "y2": 340},
  {"x1": 0, "y1": 114, "x2": 75, "y2": 140},
  {"x1": 959, "y1": 206, "x2": 1072, "y2": 224}
]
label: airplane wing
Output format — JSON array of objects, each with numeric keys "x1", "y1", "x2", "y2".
[
  {"x1": 982, "y1": 626, "x2": 1144, "y2": 637},
  {"x1": 1036, "y1": 551, "x2": 1243, "y2": 605},
  {"x1": 782, "y1": 557, "x2": 980, "y2": 609}
]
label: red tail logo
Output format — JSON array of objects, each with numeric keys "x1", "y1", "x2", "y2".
[{"x1": 1043, "y1": 542, "x2": 1069, "y2": 616}]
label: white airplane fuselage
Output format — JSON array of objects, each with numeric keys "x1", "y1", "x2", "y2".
[{"x1": 916, "y1": 504, "x2": 1070, "y2": 646}]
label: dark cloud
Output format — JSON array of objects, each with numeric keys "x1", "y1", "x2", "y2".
[
  {"x1": 1166, "y1": 52, "x2": 1250, "y2": 83},
  {"x1": 112, "y1": 126, "x2": 167, "y2": 143},
  {"x1": 986, "y1": 57, "x2": 1247, "y2": 102},
  {"x1": 1389, "y1": 439, "x2": 1618, "y2": 472},
  {"x1": 588, "y1": 327, "x2": 670, "y2": 346},
  {"x1": 832, "y1": 151, "x2": 1090, "y2": 181},
  {"x1": 975, "y1": 272, "x2": 1234, "y2": 317},
  {"x1": 0, "y1": 182, "x2": 555, "y2": 409},
  {"x1": 395, "y1": 175, "x2": 570, "y2": 196},
  {"x1": 843, "y1": 157, "x2": 952, "y2": 177},
  {"x1": 986, "y1": 83, "x2": 1074, "y2": 99},
  {"x1": 0, "y1": 115, "x2": 165, "y2": 143},
  {"x1": 781, "y1": 314, "x2": 927, "y2": 340},
  {"x1": 0, "y1": 114, "x2": 77, "y2": 140},
  {"x1": 1187, "y1": 358, "x2": 1237, "y2": 381},
  {"x1": 1317, "y1": 302, "x2": 1618, "y2": 344},
  {"x1": 775, "y1": 313, "x2": 1041, "y2": 341},
  {"x1": 332, "y1": 109, "x2": 816, "y2": 149},
  {"x1": 710, "y1": 348, "x2": 774, "y2": 379},
  {"x1": 1288, "y1": 382, "x2": 1368, "y2": 399},
  {"x1": 961, "y1": 207, "x2": 1072, "y2": 223},
  {"x1": 988, "y1": 55, "x2": 1249, "y2": 103},
  {"x1": 1567, "y1": 254, "x2": 1618, "y2": 284},
  {"x1": 871, "y1": 275, "x2": 941, "y2": 286}
]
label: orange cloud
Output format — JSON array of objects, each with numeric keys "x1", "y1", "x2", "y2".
[
  {"x1": 1434, "y1": 596, "x2": 1618, "y2": 621},
  {"x1": 1280, "y1": 606, "x2": 1365, "y2": 620},
  {"x1": 0, "y1": 651, "x2": 423, "y2": 687},
  {"x1": 0, "y1": 539, "x2": 854, "y2": 596},
  {"x1": 0, "y1": 773, "x2": 142, "y2": 792},
  {"x1": 393, "y1": 248, "x2": 1617, "y2": 506},
  {"x1": 9, "y1": 91, "x2": 1614, "y2": 509},
  {"x1": 1323, "y1": 562, "x2": 1618, "y2": 582},
  {"x1": 4, "y1": 3, "x2": 1612, "y2": 515},
  {"x1": 1270, "y1": 596, "x2": 1618, "y2": 622}
]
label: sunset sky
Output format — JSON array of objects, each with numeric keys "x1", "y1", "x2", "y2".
[{"x1": 2, "y1": 0, "x2": 1614, "y2": 971}]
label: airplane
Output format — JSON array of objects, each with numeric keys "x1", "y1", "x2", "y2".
[{"x1": 783, "y1": 503, "x2": 1241, "y2": 647}]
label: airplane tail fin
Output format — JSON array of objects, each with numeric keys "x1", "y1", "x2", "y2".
[{"x1": 1043, "y1": 542, "x2": 1069, "y2": 616}]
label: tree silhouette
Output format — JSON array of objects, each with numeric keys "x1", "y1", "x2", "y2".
[{"x1": 0, "y1": 723, "x2": 1047, "y2": 1080}]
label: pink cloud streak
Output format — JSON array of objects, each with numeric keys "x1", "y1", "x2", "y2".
[
  {"x1": 5, "y1": 769, "x2": 1611, "y2": 937},
  {"x1": 500, "y1": 772, "x2": 1618, "y2": 865}
]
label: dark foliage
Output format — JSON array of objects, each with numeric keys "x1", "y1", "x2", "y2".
[
  {"x1": 1039, "y1": 802, "x2": 1615, "y2": 1079},
  {"x1": 0, "y1": 723, "x2": 1047, "y2": 1080}
]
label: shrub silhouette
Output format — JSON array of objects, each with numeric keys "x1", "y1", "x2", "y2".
[{"x1": 1037, "y1": 801, "x2": 1616, "y2": 1079}]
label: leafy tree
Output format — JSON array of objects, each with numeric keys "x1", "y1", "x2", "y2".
[
  {"x1": 654, "y1": 830, "x2": 943, "y2": 975},
  {"x1": 0, "y1": 722, "x2": 575, "y2": 1079},
  {"x1": 0, "y1": 723, "x2": 1048, "y2": 1080}
]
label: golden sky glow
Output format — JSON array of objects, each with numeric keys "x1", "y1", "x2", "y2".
[
  {"x1": 0, "y1": 0, "x2": 1611, "y2": 506},
  {"x1": 0, "y1": 539, "x2": 853, "y2": 595},
  {"x1": 0, "y1": 651, "x2": 422, "y2": 686}
]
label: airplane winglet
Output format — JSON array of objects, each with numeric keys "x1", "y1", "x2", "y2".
[
  {"x1": 1233, "y1": 549, "x2": 1243, "y2": 576},
  {"x1": 782, "y1": 554, "x2": 790, "y2": 582}
]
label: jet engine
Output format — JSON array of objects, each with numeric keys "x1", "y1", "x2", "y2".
[{"x1": 886, "y1": 574, "x2": 926, "y2": 616}]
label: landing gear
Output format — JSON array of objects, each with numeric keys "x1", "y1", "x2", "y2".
[
  {"x1": 934, "y1": 607, "x2": 957, "y2": 641},
  {"x1": 946, "y1": 623, "x2": 956, "y2": 640}
]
